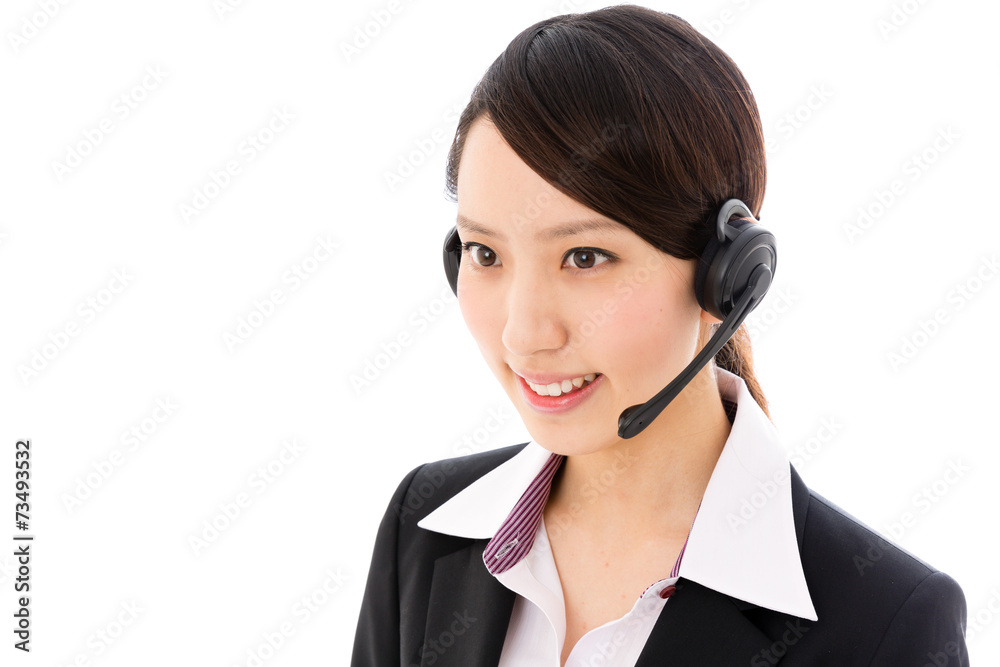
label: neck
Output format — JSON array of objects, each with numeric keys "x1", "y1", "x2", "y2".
[{"x1": 545, "y1": 363, "x2": 733, "y2": 539}]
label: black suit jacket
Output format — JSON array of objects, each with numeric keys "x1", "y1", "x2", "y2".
[{"x1": 351, "y1": 443, "x2": 969, "y2": 666}]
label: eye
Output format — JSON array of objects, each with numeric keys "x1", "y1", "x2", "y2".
[
  {"x1": 565, "y1": 248, "x2": 612, "y2": 270},
  {"x1": 461, "y1": 242, "x2": 501, "y2": 267}
]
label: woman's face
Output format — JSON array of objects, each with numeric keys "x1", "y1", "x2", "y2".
[{"x1": 455, "y1": 116, "x2": 720, "y2": 456}]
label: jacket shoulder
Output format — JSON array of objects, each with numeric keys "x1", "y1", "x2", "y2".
[
  {"x1": 803, "y1": 485, "x2": 937, "y2": 581},
  {"x1": 786, "y1": 473, "x2": 969, "y2": 664},
  {"x1": 392, "y1": 442, "x2": 528, "y2": 526},
  {"x1": 351, "y1": 443, "x2": 527, "y2": 666}
]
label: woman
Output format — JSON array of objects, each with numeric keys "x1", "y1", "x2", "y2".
[{"x1": 352, "y1": 6, "x2": 969, "y2": 666}]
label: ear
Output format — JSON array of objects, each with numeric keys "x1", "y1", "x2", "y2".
[{"x1": 700, "y1": 308, "x2": 722, "y2": 326}]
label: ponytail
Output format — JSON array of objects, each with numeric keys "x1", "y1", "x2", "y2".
[{"x1": 714, "y1": 323, "x2": 771, "y2": 421}]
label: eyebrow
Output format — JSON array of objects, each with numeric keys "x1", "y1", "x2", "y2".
[{"x1": 456, "y1": 213, "x2": 625, "y2": 242}]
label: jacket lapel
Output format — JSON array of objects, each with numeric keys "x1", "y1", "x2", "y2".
[
  {"x1": 420, "y1": 540, "x2": 516, "y2": 667},
  {"x1": 789, "y1": 464, "x2": 809, "y2": 554},
  {"x1": 634, "y1": 578, "x2": 775, "y2": 666},
  {"x1": 635, "y1": 465, "x2": 813, "y2": 666}
]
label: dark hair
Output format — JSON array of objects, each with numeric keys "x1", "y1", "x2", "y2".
[{"x1": 443, "y1": 4, "x2": 771, "y2": 420}]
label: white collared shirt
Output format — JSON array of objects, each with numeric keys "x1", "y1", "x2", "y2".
[{"x1": 418, "y1": 368, "x2": 818, "y2": 666}]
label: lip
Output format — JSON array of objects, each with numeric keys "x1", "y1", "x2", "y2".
[
  {"x1": 513, "y1": 369, "x2": 600, "y2": 385},
  {"x1": 516, "y1": 372, "x2": 604, "y2": 414}
]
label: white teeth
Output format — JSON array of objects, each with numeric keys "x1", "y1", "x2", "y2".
[{"x1": 526, "y1": 373, "x2": 599, "y2": 397}]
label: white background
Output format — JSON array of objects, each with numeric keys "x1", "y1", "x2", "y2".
[{"x1": 2, "y1": 0, "x2": 998, "y2": 664}]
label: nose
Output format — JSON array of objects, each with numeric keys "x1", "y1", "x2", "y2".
[{"x1": 500, "y1": 267, "x2": 569, "y2": 358}]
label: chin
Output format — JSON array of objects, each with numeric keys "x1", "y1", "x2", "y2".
[
  {"x1": 499, "y1": 376, "x2": 621, "y2": 452},
  {"x1": 519, "y1": 416, "x2": 620, "y2": 457}
]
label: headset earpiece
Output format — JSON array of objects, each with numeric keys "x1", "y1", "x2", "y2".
[
  {"x1": 694, "y1": 199, "x2": 777, "y2": 321},
  {"x1": 443, "y1": 226, "x2": 462, "y2": 296}
]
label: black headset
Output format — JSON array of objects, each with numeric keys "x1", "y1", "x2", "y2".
[{"x1": 442, "y1": 198, "x2": 776, "y2": 439}]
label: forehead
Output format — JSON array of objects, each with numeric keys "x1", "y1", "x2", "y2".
[{"x1": 457, "y1": 118, "x2": 626, "y2": 240}]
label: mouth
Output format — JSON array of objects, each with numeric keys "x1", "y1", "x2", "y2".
[
  {"x1": 514, "y1": 371, "x2": 605, "y2": 414},
  {"x1": 524, "y1": 373, "x2": 601, "y2": 397}
]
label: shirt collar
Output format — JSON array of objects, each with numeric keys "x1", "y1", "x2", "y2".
[{"x1": 417, "y1": 368, "x2": 818, "y2": 621}]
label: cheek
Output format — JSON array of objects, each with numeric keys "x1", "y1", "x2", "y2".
[
  {"x1": 458, "y1": 291, "x2": 503, "y2": 357},
  {"x1": 597, "y1": 273, "x2": 700, "y2": 393},
  {"x1": 458, "y1": 293, "x2": 483, "y2": 341}
]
